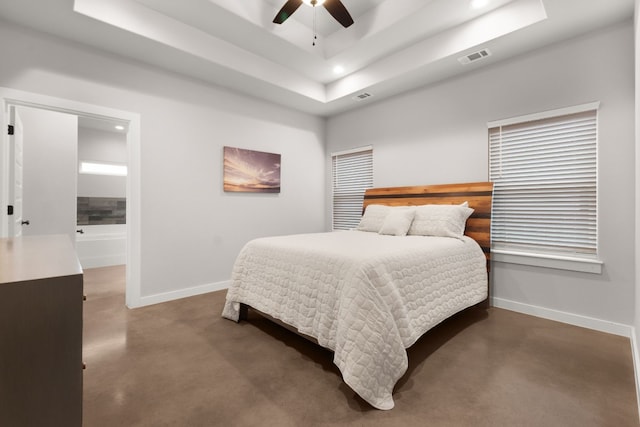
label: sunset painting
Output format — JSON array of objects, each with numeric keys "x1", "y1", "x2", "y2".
[{"x1": 223, "y1": 146, "x2": 281, "y2": 193}]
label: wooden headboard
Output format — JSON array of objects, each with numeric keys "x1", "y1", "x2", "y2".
[{"x1": 363, "y1": 182, "x2": 494, "y2": 261}]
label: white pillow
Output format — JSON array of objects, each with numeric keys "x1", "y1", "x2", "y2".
[
  {"x1": 356, "y1": 204, "x2": 391, "y2": 232},
  {"x1": 379, "y1": 208, "x2": 415, "y2": 236},
  {"x1": 407, "y1": 204, "x2": 474, "y2": 238}
]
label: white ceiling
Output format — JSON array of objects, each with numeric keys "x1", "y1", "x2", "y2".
[{"x1": 0, "y1": 0, "x2": 634, "y2": 117}]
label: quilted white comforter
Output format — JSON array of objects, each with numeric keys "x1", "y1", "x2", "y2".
[{"x1": 222, "y1": 231, "x2": 487, "y2": 410}]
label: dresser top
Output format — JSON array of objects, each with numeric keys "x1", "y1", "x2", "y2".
[{"x1": 0, "y1": 235, "x2": 82, "y2": 284}]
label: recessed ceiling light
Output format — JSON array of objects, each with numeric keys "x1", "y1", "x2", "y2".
[
  {"x1": 333, "y1": 65, "x2": 345, "y2": 74},
  {"x1": 471, "y1": 0, "x2": 489, "y2": 9},
  {"x1": 114, "y1": 125, "x2": 125, "y2": 130}
]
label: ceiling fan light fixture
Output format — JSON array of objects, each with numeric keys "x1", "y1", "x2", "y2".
[{"x1": 302, "y1": 0, "x2": 326, "y2": 6}]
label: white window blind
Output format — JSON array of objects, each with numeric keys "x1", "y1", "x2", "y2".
[
  {"x1": 332, "y1": 146, "x2": 373, "y2": 230},
  {"x1": 488, "y1": 105, "x2": 598, "y2": 258}
]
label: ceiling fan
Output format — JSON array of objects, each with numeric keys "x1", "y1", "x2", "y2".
[{"x1": 273, "y1": 0, "x2": 355, "y2": 28}]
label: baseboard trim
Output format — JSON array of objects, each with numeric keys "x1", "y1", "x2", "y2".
[
  {"x1": 631, "y1": 328, "x2": 640, "y2": 423},
  {"x1": 79, "y1": 255, "x2": 127, "y2": 269},
  {"x1": 134, "y1": 280, "x2": 230, "y2": 308},
  {"x1": 491, "y1": 296, "x2": 632, "y2": 337},
  {"x1": 132, "y1": 285, "x2": 633, "y2": 336}
]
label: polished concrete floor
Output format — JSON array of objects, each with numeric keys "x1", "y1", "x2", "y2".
[{"x1": 83, "y1": 265, "x2": 639, "y2": 426}]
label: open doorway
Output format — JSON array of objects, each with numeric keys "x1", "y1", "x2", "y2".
[
  {"x1": 76, "y1": 116, "x2": 128, "y2": 271},
  {"x1": 0, "y1": 87, "x2": 142, "y2": 308}
]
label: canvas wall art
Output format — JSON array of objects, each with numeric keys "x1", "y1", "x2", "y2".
[{"x1": 223, "y1": 146, "x2": 281, "y2": 193}]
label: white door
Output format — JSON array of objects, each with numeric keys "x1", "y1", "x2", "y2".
[
  {"x1": 8, "y1": 106, "x2": 24, "y2": 237},
  {"x1": 18, "y1": 107, "x2": 78, "y2": 242}
]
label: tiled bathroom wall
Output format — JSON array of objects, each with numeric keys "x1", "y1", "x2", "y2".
[{"x1": 77, "y1": 197, "x2": 126, "y2": 225}]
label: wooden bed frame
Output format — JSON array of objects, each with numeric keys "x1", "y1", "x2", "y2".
[
  {"x1": 239, "y1": 181, "x2": 494, "y2": 321},
  {"x1": 362, "y1": 181, "x2": 494, "y2": 264}
]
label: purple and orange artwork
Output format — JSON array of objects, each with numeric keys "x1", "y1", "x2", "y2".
[{"x1": 223, "y1": 146, "x2": 281, "y2": 193}]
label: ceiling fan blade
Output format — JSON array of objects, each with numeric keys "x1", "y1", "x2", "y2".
[
  {"x1": 273, "y1": 0, "x2": 304, "y2": 24},
  {"x1": 323, "y1": 0, "x2": 354, "y2": 28}
]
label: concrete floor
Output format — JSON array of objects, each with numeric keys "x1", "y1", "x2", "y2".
[{"x1": 82, "y1": 265, "x2": 639, "y2": 426}]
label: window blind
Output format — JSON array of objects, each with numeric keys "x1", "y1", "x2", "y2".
[
  {"x1": 332, "y1": 147, "x2": 373, "y2": 230},
  {"x1": 488, "y1": 108, "x2": 598, "y2": 257}
]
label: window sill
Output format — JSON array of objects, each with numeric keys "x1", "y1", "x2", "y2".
[{"x1": 492, "y1": 249, "x2": 603, "y2": 274}]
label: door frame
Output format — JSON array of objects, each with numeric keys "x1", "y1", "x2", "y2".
[
  {"x1": 0, "y1": 87, "x2": 142, "y2": 308},
  {"x1": 7, "y1": 106, "x2": 24, "y2": 238}
]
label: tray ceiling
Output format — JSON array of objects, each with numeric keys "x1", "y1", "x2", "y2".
[{"x1": 0, "y1": 0, "x2": 633, "y2": 116}]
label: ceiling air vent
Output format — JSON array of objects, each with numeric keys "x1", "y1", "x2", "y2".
[
  {"x1": 458, "y1": 48, "x2": 492, "y2": 65},
  {"x1": 352, "y1": 92, "x2": 373, "y2": 101}
]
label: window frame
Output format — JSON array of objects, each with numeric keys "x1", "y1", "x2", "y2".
[
  {"x1": 488, "y1": 102, "x2": 603, "y2": 274},
  {"x1": 331, "y1": 146, "x2": 373, "y2": 231}
]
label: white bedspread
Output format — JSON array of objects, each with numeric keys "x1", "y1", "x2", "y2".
[{"x1": 222, "y1": 231, "x2": 487, "y2": 410}]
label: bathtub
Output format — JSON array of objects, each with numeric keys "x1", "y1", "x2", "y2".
[{"x1": 75, "y1": 224, "x2": 126, "y2": 269}]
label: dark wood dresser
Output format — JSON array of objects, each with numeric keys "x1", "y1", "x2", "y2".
[{"x1": 0, "y1": 234, "x2": 83, "y2": 427}]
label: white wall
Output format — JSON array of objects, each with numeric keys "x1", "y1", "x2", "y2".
[
  {"x1": 0, "y1": 20, "x2": 326, "y2": 300},
  {"x1": 327, "y1": 22, "x2": 635, "y2": 327},
  {"x1": 77, "y1": 127, "x2": 127, "y2": 198},
  {"x1": 18, "y1": 106, "x2": 78, "y2": 244}
]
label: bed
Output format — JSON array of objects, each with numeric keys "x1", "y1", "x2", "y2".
[{"x1": 222, "y1": 182, "x2": 493, "y2": 410}]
